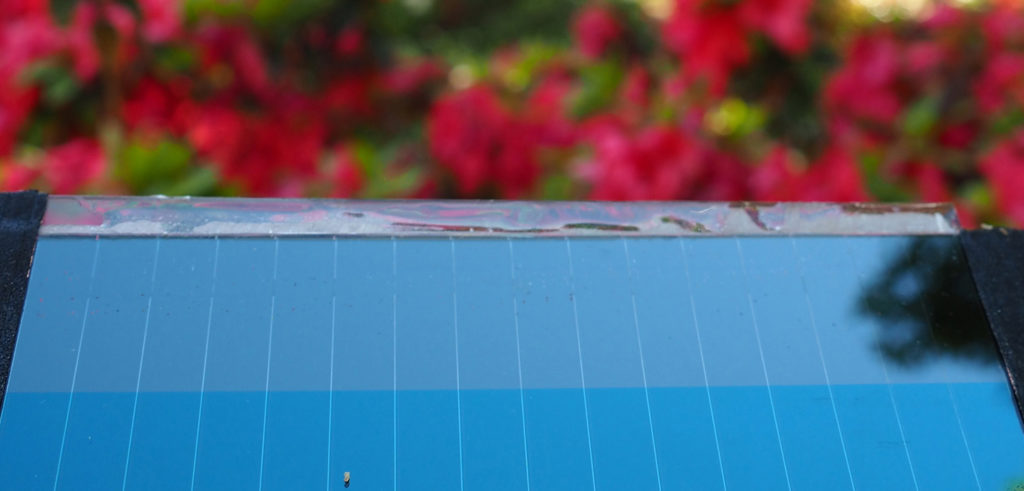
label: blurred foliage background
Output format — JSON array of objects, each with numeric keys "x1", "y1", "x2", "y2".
[{"x1": 3, "y1": 0, "x2": 1024, "y2": 226}]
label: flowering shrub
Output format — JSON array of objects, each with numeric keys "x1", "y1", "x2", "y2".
[{"x1": 3, "y1": 0, "x2": 1024, "y2": 226}]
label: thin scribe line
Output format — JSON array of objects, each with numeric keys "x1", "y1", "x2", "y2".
[
  {"x1": 734, "y1": 238, "x2": 793, "y2": 491},
  {"x1": 448, "y1": 239, "x2": 466, "y2": 491},
  {"x1": 53, "y1": 238, "x2": 101, "y2": 491},
  {"x1": 121, "y1": 239, "x2": 163, "y2": 490},
  {"x1": 789, "y1": 237, "x2": 857, "y2": 491},
  {"x1": 391, "y1": 237, "x2": 398, "y2": 491},
  {"x1": 327, "y1": 237, "x2": 338, "y2": 491},
  {"x1": 677, "y1": 239, "x2": 728, "y2": 490},
  {"x1": 947, "y1": 386, "x2": 982, "y2": 490},
  {"x1": 563, "y1": 238, "x2": 598, "y2": 491},
  {"x1": 621, "y1": 240, "x2": 663, "y2": 491},
  {"x1": 506, "y1": 239, "x2": 531, "y2": 491},
  {"x1": 257, "y1": 239, "x2": 280, "y2": 490},
  {"x1": 190, "y1": 238, "x2": 220, "y2": 490},
  {"x1": 843, "y1": 241, "x2": 919, "y2": 491},
  {"x1": 893, "y1": 239, "x2": 982, "y2": 490}
]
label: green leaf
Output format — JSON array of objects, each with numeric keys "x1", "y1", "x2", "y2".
[
  {"x1": 990, "y1": 107, "x2": 1024, "y2": 136},
  {"x1": 859, "y1": 153, "x2": 912, "y2": 201},
  {"x1": 163, "y1": 167, "x2": 220, "y2": 196},
  {"x1": 961, "y1": 181, "x2": 993, "y2": 209},
  {"x1": 570, "y1": 60, "x2": 624, "y2": 119},
  {"x1": 116, "y1": 137, "x2": 195, "y2": 193},
  {"x1": 541, "y1": 174, "x2": 572, "y2": 200},
  {"x1": 154, "y1": 46, "x2": 198, "y2": 73},
  {"x1": 902, "y1": 97, "x2": 939, "y2": 138},
  {"x1": 19, "y1": 61, "x2": 81, "y2": 107}
]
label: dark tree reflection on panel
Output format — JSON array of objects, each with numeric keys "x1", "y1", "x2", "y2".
[{"x1": 858, "y1": 237, "x2": 999, "y2": 368}]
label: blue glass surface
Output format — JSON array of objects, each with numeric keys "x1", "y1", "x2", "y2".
[{"x1": 1, "y1": 235, "x2": 1021, "y2": 491}]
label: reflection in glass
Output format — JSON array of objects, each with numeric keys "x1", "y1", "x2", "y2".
[{"x1": 858, "y1": 236, "x2": 999, "y2": 368}]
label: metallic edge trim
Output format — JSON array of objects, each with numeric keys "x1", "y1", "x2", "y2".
[{"x1": 39, "y1": 196, "x2": 960, "y2": 237}]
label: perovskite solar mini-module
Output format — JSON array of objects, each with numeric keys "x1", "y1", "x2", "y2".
[{"x1": 1, "y1": 193, "x2": 1023, "y2": 490}]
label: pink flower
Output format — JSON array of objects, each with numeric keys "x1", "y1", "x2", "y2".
[
  {"x1": 65, "y1": 3, "x2": 101, "y2": 81},
  {"x1": 662, "y1": 2, "x2": 749, "y2": 95},
  {"x1": 336, "y1": 26, "x2": 365, "y2": 57},
  {"x1": 196, "y1": 26, "x2": 270, "y2": 96},
  {"x1": 138, "y1": 0, "x2": 182, "y2": 43},
  {"x1": 0, "y1": 159, "x2": 39, "y2": 191},
  {"x1": 381, "y1": 60, "x2": 444, "y2": 95},
  {"x1": 331, "y1": 145, "x2": 364, "y2": 198},
  {"x1": 41, "y1": 138, "x2": 106, "y2": 193},
  {"x1": 580, "y1": 121, "x2": 708, "y2": 200},
  {"x1": 428, "y1": 86, "x2": 540, "y2": 197},
  {"x1": 524, "y1": 73, "x2": 576, "y2": 146},
  {"x1": 572, "y1": 5, "x2": 622, "y2": 59},
  {"x1": 738, "y1": 0, "x2": 813, "y2": 55},
  {"x1": 751, "y1": 145, "x2": 869, "y2": 202},
  {"x1": 974, "y1": 52, "x2": 1024, "y2": 114},
  {"x1": 825, "y1": 32, "x2": 904, "y2": 127},
  {"x1": 662, "y1": 0, "x2": 812, "y2": 95},
  {"x1": 980, "y1": 131, "x2": 1024, "y2": 225}
]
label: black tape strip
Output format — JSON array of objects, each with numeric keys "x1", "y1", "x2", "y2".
[
  {"x1": 961, "y1": 229, "x2": 1024, "y2": 424},
  {"x1": 0, "y1": 191, "x2": 47, "y2": 413}
]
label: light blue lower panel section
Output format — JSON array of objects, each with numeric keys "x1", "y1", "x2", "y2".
[
  {"x1": 396, "y1": 390, "x2": 462, "y2": 491},
  {"x1": 57, "y1": 392, "x2": 135, "y2": 489},
  {"x1": 261, "y1": 391, "x2": 330, "y2": 490},
  {"x1": 587, "y1": 388, "x2": 661, "y2": 490},
  {"x1": 124, "y1": 392, "x2": 202, "y2": 490},
  {"x1": 331, "y1": 390, "x2": 395, "y2": 490},
  {"x1": 522, "y1": 389, "x2": 595, "y2": 491},
  {"x1": 192, "y1": 392, "x2": 265, "y2": 490},
  {"x1": 830, "y1": 384, "x2": 919, "y2": 490},
  {"x1": 2, "y1": 384, "x2": 1022, "y2": 491},
  {"x1": 461, "y1": 390, "x2": 529, "y2": 491},
  {"x1": 951, "y1": 383, "x2": 1024, "y2": 490},
  {"x1": 711, "y1": 385, "x2": 791, "y2": 489},
  {"x1": 647, "y1": 387, "x2": 724, "y2": 490},
  {"x1": 772, "y1": 385, "x2": 854, "y2": 490},
  {"x1": 891, "y1": 383, "x2": 983, "y2": 490},
  {"x1": 0, "y1": 392, "x2": 69, "y2": 490}
]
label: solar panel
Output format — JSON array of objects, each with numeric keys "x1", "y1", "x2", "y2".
[{"x1": 1, "y1": 197, "x2": 1022, "y2": 490}]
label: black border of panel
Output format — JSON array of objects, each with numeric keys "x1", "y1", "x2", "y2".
[
  {"x1": 961, "y1": 229, "x2": 1024, "y2": 425},
  {"x1": 0, "y1": 191, "x2": 47, "y2": 413}
]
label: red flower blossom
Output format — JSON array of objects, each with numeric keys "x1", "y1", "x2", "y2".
[
  {"x1": 974, "y1": 52, "x2": 1024, "y2": 114},
  {"x1": 428, "y1": 86, "x2": 540, "y2": 197},
  {"x1": 381, "y1": 60, "x2": 444, "y2": 96},
  {"x1": 336, "y1": 26, "x2": 365, "y2": 58},
  {"x1": 751, "y1": 145, "x2": 869, "y2": 202},
  {"x1": 0, "y1": 84, "x2": 38, "y2": 157},
  {"x1": 524, "y1": 72, "x2": 576, "y2": 147},
  {"x1": 980, "y1": 131, "x2": 1024, "y2": 225},
  {"x1": 937, "y1": 123, "x2": 977, "y2": 150},
  {"x1": 662, "y1": 0, "x2": 812, "y2": 95},
  {"x1": 909, "y1": 162, "x2": 951, "y2": 202},
  {"x1": 572, "y1": 5, "x2": 622, "y2": 59},
  {"x1": 825, "y1": 32, "x2": 904, "y2": 128},
  {"x1": 138, "y1": 0, "x2": 182, "y2": 43},
  {"x1": 0, "y1": 159, "x2": 40, "y2": 191},
  {"x1": 121, "y1": 77, "x2": 193, "y2": 133},
  {"x1": 331, "y1": 145, "x2": 364, "y2": 198},
  {"x1": 196, "y1": 26, "x2": 270, "y2": 96},
  {"x1": 186, "y1": 93, "x2": 327, "y2": 196},
  {"x1": 662, "y1": 3, "x2": 749, "y2": 95},
  {"x1": 41, "y1": 138, "x2": 106, "y2": 193},
  {"x1": 738, "y1": 0, "x2": 813, "y2": 54},
  {"x1": 580, "y1": 120, "x2": 722, "y2": 200},
  {"x1": 622, "y1": 65, "x2": 652, "y2": 110}
]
